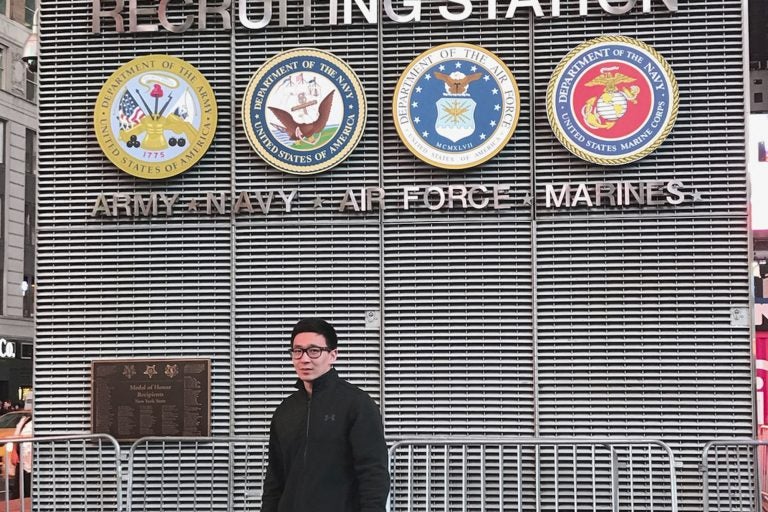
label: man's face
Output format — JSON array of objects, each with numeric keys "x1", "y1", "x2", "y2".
[{"x1": 292, "y1": 331, "x2": 337, "y2": 383}]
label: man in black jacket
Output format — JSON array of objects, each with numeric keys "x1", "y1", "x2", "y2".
[{"x1": 261, "y1": 318, "x2": 390, "y2": 512}]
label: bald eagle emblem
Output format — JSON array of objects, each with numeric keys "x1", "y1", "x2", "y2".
[
  {"x1": 433, "y1": 71, "x2": 483, "y2": 143},
  {"x1": 243, "y1": 49, "x2": 367, "y2": 174},
  {"x1": 434, "y1": 72, "x2": 483, "y2": 94},
  {"x1": 581, "y1": 67, "x2": 641, "y2": 130},
  {"x1": 268, "y1": 91, "x2": 335, "y2": 145}
]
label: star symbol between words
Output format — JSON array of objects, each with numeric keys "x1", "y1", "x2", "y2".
[{"x1": 522, "y1": 193, "x2": 533, "y2": 206}]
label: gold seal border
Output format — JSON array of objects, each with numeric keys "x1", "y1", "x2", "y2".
[
  {"x1": 392, "y1": 42, "x2": 521, "y2": 171},
  {"x1": 93, "y1": 54, "x2": 218, "y2": 180},
  {"x1": 241, "y1": 48, "x2": 367, "y2": 175},
  {"x1": 545, "y1": 35, "x2": 679, "y2": 166}
]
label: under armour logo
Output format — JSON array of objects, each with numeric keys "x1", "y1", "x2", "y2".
[{"x1": 324, "y1": 414, "x2": 336, "y2": 422}]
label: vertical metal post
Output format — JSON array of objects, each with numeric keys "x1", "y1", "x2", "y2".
[
  {"x1": 647, "y1": 445, "x2": 655, "y2": 512},
  {"x1": 461, "y1": 445, "x2": 467, "y2": 511},
  {"x1": 443, "y1": 445, "x2": 449, "y2": 512},
  {"x1": 755, "y1": 444, "x2": 764, "y2": 512},
  {"x1": 590, "y1": 446, "x2": 596, "y2": 511},
  {"x1": 610, "y1": 446, "x2": 619, "y2": 512},
  {"x1": 535, "y1": 444, "x2": 541, "y2": 512},
  {"x1": 480, "y1": 445, "x2": 486, "y2": 512},
  {"x1": 554, "y1": 445, "x2": 559, "y2": 512},
  {"x1": 426, "y1": 444, "x2": 432, "y2": 512},
  {"x1": 407, "y1": 445, "x2": 413, "y2": 512},
  {"x1": 517, "y1": 446, "x2": 522, "y2": 512},
  {"x1": 571, "y1": 445, "x2": 577, "y2": 512},
  {"x1": 628, "y1": 445, "x2": 635, "y2": 512},
  {"x1": 727, "y1": 446, "x2": 735, "y2": 511},
  {"x1": 227, "y1": 441, "x2": 234, "y2": 512}
]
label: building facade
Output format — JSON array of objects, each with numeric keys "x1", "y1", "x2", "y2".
[
  {"x1": 0, "y1": 0, "x2": 36, "y2": 404},
  {"x1": 38, "y1": 0, "x2": 750, "y2": 510}
]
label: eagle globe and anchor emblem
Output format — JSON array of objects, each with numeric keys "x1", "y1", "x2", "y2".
[
  {"x1": 581, "y1": 66, "x2": 641, "y2": 130},
  {"x1": 94, "y1": 55, "x2": 218, "y2": 179},
  {"x1": 242, "y1": 48, "x2": 367, "y2": 175},
  {"x1": 546, "y1": 35, "x2": 678, "y2": 165},
  {"x1": 393, "y1": 43, "x2": 520, "y2": 170}
]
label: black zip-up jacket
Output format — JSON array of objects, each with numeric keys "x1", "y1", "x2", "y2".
[{"x1": 260, "y1": 368, "x2": 390, "y2": 512}]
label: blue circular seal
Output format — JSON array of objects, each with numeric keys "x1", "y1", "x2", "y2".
[
  {"x1": 394, "y1": 43, "x2": 520, "y2": 170},
  {"x1": 546, "y1": 36, "x2": 678, "y2": 165},
  {"x1": 242, "y1": 49, "x2": 366, "y2": 175}
]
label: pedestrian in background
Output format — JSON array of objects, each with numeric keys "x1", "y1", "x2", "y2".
[
  {"x1": 17, "y1": 417, "x2": 33, "y2": 498},
  {"x1": 260, "y1": 318, "x2": 390, "y2": 512}
]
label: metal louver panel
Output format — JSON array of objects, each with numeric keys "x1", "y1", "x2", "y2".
[
  {"x1": 381, "y1": 12, "x2": 534, "y2": 223},
  {"x1": 383, "y1": 221, "x2": 535, "y2": 437},
  {"x1": 233, "y1": 222, "x2": 384, "y2": 433},
  {"x1": 536, "y1": 217, "x2": 751, "y2": 512},
  {"x1": 37, "y1": 0, "x2": 750, "y2": 508},
  {"x1": 35, "y1": 224, "x2": 233, "y2": 433},
  {"x1": 532, "y1": 2, "x2": 747, "y2": 218}
]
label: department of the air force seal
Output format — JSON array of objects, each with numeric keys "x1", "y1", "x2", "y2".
[
  {"x1": 393, "y1": 43, "x2": 520, "y2": 170},
  {"x1": 242, "y1": 49, "x2": 366, "y2": 175},
  {"x1": 546, "y1": 36, "x2": 678, "y2": 166},
  {"x1": 94, "y1": 55, "x2": 217, "y2": 179}
]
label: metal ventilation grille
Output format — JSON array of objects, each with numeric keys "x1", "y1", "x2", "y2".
[
  {"x1": 536, "y1": 216, "x2": 752, "y2": 512},
  {"x1": 532, "y1": 1, "x2": 747, "y2": 218},
  {"x1": 38, "y1": 0, "x2": 749, "y2": 509},
  {"x1": 232, "y1": 9, "x2": 383, "y2": 226},
  {"x1": 382, "y1": 221, "x2": 535, "y2": 437},
  {"x1": 381, "y1": 13, "x2": 534, "y2": 223},
  {"x1": 38, "y1": 0, "x2": 233, "y2": 229},
  {"x1": 232, "y1": 221, "x2": 383, "y2": 434},
  {"x1": 35, "y1": 224, "x2": 233, "y2": 434}
]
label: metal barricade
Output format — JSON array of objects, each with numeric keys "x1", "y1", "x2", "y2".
[
  {"x1": 387, "y1": 437, "x2": 679, "y2": 512},
  {"x1": 701, "y1": 438, "x2": 768, "y2": 512},
  {"x1": 126, "y1": 436, "x2": 269, "y2": 512},
  {"x1": 0, "y1": 433, "x2": 122, "y2": 512}
]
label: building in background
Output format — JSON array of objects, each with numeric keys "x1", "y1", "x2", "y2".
[{"x1": 0, "y1": 0, "x2": 36, "y2": 404}]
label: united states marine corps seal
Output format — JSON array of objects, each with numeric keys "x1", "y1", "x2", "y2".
[
  {"x1": 546, "y1": 36, "x2": 678, "y2": 166},
  {"x1": 242, "y1": 49, "x2": 366, "y2": 175},
  {"x1": 94, "y1": 55, "x2": 217, "y2": 179},
  {"x1": 393, "y1": 43, "x2": 520, "y2": 170}
]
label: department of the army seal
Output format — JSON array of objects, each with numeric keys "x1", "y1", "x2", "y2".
[
  {"x1": 242, "y1": 49, "x2": 367, "y2": 175},
  {"x1": 94, "y1": 55, "x2": 217, "y2": 179},
  {"x1": 393, "y1": 43, "x2": 520, "y2": 170},
  {"x1": 546, "y1": 36, "x2": 678, "y2": 166}
]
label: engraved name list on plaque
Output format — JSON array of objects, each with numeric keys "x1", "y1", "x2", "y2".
[{"x1": 91, "y1": 358, "x2": 211, "y2": 441}]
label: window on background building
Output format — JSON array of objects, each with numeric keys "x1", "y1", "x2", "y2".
[
  {"x1": 0, "y1": 120, "x2": 5, "y2": 314},
  {"x1": 23, "y1": 128, "x2": 35, "y2": 318},
  {"x1": 6, "y1": 0, "x2": 31, "y2": 27},
  {"x1": 25, "y1": 66, "x2": 35, "y2": 102},
  {"x1": 0, "y1": 45, "x2": 5, "y2": 91},
  {"x1": 0, "y1": 0, "x2": 6, "y2": 17},
  {"x1": 23, "y1": 0, "x2": 33, "y2": 27}
]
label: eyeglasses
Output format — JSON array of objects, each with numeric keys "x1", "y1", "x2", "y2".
[{"x1": 288, "y1": 346, "x2": 332, "y2": 359}]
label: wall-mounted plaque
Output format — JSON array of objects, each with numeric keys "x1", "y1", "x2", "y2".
[
  {"x1": 393, "y1": 43, "x2": 520, "y2": 170},
  {"x1": 546, "y1": 35, "x2": 678, "y2": 166},
  {"x1": 242, "y1": 48, "x2": 367, "y2": 175},
  {"x1": 91, "y1": 358, "x2": 211, "y2": 441},
  {"x1": 93, "y1": 55, "x2": 218, "y2": 180}
]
